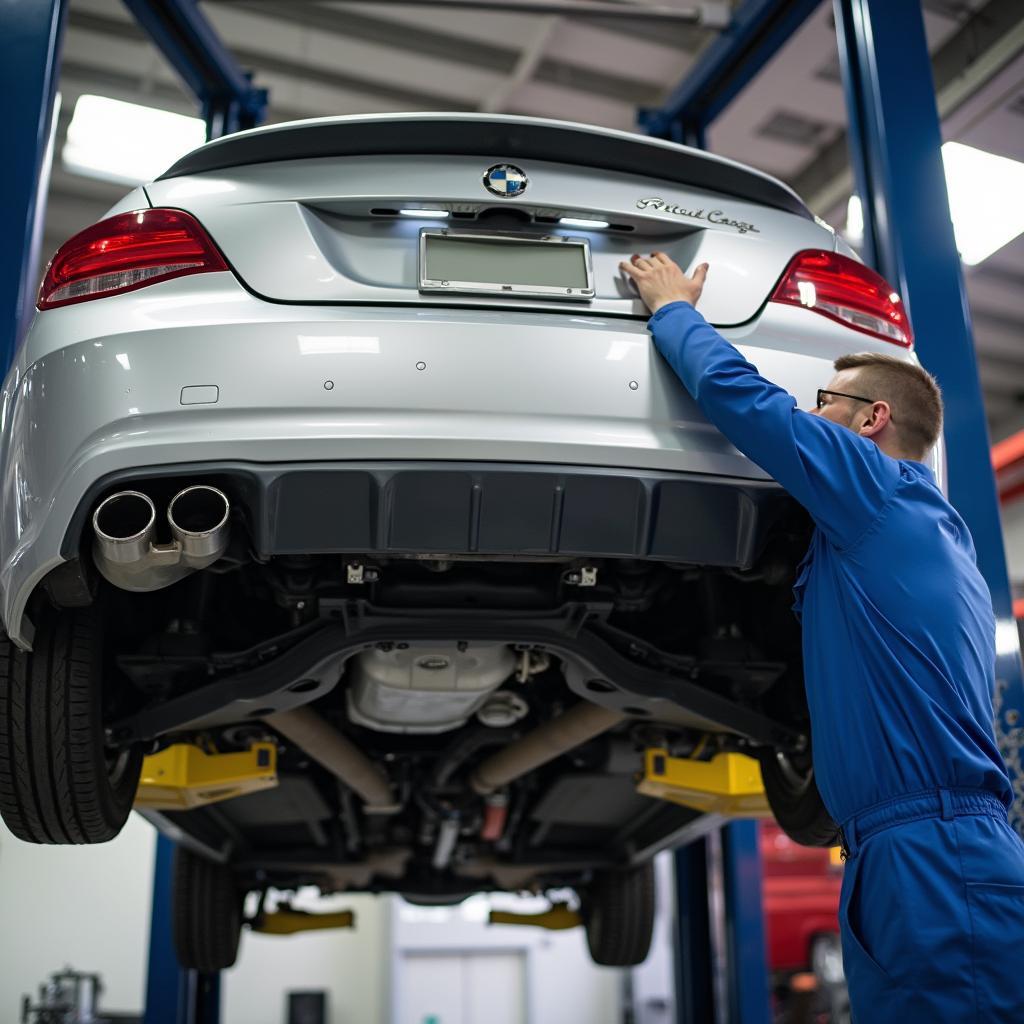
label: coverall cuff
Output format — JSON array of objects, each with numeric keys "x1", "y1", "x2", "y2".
[{"x1": 647, "y1": 300, "x2": 695, "y2": 326}]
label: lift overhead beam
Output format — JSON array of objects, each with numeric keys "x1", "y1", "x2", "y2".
[
  {"x1": 325, "y1": 0, "x2": 732, "y2": 22},
  {"x1": 639, "y1": 0, "x2": 823, "y2": 147},
  {"x1": 121, "y1": 0, "x2": 267, "y2": 139}
]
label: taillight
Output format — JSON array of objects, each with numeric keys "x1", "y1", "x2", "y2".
[
  {"x1": 38, "y1": 208, "x2": 228, "y2": 310},
  {"x1": 769, "y1": 250, "x2": 913, "y2": 348}
]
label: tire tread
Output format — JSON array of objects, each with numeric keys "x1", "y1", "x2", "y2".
[
  {"x1": 172, "y1": 847, "x2": 242, "y2": 971},
  {"x1": 584, "y1": 862, "x2": 655, "y2": 967},
  {"x1": 0, "y1": 610, "x2": 140, "y2": 844},
  {"x1": 758, "y1": 748, "x2": 839, "y2": 848}
]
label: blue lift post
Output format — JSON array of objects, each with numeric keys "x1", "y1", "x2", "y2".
[
  {"x1": 145, "y1": 835, "x2": 222, "y2": 1024},
  {"x1": 0, "y1": 0, "x2": 68, "y2": 374},
  {"x1": 721, "y1": 822, "x2": 770, "y2": 1024},
  {"x1": 672, "y1": 822, "x2": 770, "y2": 1024},
  {"x1": 673, "y1": 838, "x2": 715, "y2": 1021},
  {"x1": 834, "y1": 0, "x2": 1024, "y2": 834}
]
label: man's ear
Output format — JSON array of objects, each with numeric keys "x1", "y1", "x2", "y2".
[{"x1": 858, "y1": 401, "x2": 892, "y2": 438}]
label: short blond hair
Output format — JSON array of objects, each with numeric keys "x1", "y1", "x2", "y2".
[{"x1": 833, "y1": 352, "x2": 943, "y2": 459}]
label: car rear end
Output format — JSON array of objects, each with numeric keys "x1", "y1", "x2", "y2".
[
  {"x1": 1, "y1": 113, "x2": 918, "y2": 645},
  {"x1": 1, "y1": 116, "x2": 928, "y2": 942}
]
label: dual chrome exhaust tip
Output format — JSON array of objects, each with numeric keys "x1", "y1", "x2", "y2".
[{"x1": 92, "y1": 485, "x2": 230, "y2": 592}]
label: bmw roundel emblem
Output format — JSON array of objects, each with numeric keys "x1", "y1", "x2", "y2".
[{"x1": 483, "y1": 163, "x2": 529, "y2": 198}]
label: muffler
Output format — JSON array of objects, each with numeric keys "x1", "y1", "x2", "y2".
[{"x1": 92, "y1": 485, "x2": 230, "y2": 592}]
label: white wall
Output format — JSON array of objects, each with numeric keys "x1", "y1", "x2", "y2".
[
  {"x1": 391, "y1": 895, "x2": 623, "y2": 1024},
  {"x1": 223, "y1": 890, "x2": 391, "y2": 1024},
  {"x1": 0, "y1": 813, "x2": 391, "y2": 1024},
  {"x1": 0, "y1": 811, "x2": 157, "y2": 1020},
  {"x1": 0, "y1": 815, "x2": 617, "y2": 1024}
]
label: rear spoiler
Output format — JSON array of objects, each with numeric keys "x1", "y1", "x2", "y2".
[{"x1": 157, "y1": 113, "x2": 813, "y2": 221}]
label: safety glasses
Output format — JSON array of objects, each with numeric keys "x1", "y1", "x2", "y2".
[{"x1": 817, "y1": 388, "x2": 876, "y2": 411}]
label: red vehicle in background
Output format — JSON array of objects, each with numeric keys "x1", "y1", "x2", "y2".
[{"x1": 761, "y1": 822, "x2": 850, "y2": 1022}]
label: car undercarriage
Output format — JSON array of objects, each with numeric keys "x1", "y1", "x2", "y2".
[{"x1": 45, "y1": 464, "x2": 818, "y2": 878}]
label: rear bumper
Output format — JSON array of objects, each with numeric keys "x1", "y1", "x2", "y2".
[
  {"x1": 63, "y1": 459, "x2": 792, "y2": 565},
  {"x1": 0, "y1": 275, "x2": 893, "y2": 646}
]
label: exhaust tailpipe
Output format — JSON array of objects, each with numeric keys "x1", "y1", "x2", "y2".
[
  {"x1": 167, "y1": 484, "x2": 231, "y2": 559},
  {"x1": 92, "y1": 485, "x2": 230, "y2": 592},
  {"x1": 92, "y1": 491, "x2": 157, "y2": 567}
]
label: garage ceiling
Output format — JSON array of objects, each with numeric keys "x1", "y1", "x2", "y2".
[{"x1": 44, "y1": 0, "x2": 1024, "y2": 440}]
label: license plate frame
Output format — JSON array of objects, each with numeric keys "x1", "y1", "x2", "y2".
[{"x1": 418, "y1": 229, "x2": 595, "y2": 301}]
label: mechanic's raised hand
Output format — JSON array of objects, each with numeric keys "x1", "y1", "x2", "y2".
[{"x1": 619, "y1": 252, "x2": 709, "y2": 314}]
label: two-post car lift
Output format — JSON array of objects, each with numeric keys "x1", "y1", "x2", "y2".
[{"x1": 3, "y1": 2, "x2": 1022, "y2": 1022}]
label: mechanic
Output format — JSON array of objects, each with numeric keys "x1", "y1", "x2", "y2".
[{"x1": 619, "y1": 252, "x2": 1024, "y2": 1021}]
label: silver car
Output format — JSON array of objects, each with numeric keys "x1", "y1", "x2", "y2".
[{"x1": 0, "y1": 114, "x2": 923, "y2": 969}]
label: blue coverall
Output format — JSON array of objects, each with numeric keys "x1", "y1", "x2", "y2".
[{"x1": 649, "y1": 301, "x2": 1024, "y2": 1022}]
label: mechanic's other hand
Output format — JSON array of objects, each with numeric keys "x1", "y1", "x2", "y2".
[{"x1": 619, "y1": 253, "x2": 708, "y2": 314}]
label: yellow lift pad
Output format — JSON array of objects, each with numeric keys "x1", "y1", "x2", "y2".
[
  {"x1": 254, "y1": 908, "x2": 356, "y2": 935},
  {"x1": 637, "y1": 748, "x2": 772, "y2": 817},
  {"x1": 134, "y1": 742, "x2": 278, "y2": 810},
  {"x1": 489, "y1": 903, "x2": 581, "y2": 931}
]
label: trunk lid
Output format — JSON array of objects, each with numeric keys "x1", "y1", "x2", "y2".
[{"x1": 146, "y1": 114, "x2": 835, "y2": 326}]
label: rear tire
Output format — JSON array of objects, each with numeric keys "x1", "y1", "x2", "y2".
[
  {"x1": 758, "y1": 748, "x2": 839, "y2": 848},
  {"x1": 583, "y1": 861, "x2": 655, "y2": 966},
  {"x1": 0, "y1": 608, "x2": 142, "y2": 844},
  {"x1": 172, "y1": 846, "x2": 243, "y2": 971}
]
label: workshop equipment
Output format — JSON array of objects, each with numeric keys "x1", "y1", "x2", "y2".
[
  {"x1": 253, "y1": 907, "x2": 356, "y2": 935},
  {"x1": 133, "y1": 742, "x2": 277, "y2": 810},
  {"x1": 638, "y1": 748, "x2": 772, "y2": 816},
  {"x1": 488, "y1": 902, "x2": 582, "y2": 931}
]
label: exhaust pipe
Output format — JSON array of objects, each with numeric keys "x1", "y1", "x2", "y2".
[
  {"x1": 470, "y1": 702, "x2": 627, "y2": 796},
  {"x1": 92, "y1": 485, "x2": 230, "y2": 592},
  {"x1": 264, "y1": 707, "x2": 399, "y2": 814}
]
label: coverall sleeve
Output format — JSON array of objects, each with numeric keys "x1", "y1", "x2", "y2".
[{"x1": 649, "y1": 301, "x2": 901, "y2": 548}]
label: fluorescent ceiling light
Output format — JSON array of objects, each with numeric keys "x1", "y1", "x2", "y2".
[
  {"x1": 844, "y1": 143, "x2": 1024, "y2": 266},
  {"x1": 63, "y1": 95, "x2": 206, "y2": 186},
  {"x1": 559, "y1": 217, "x2": 610, "y2": 229},
  {"x1": 399, "y1": 208, "x2": 449, "y2": 218},
  {"x1": 941, "y1": 142, "x2": 1024, "y2": 265}
]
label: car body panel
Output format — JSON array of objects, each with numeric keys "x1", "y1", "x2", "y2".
[{"x1": 0, "y1": 265, "x2": 926, "y2": 648}]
